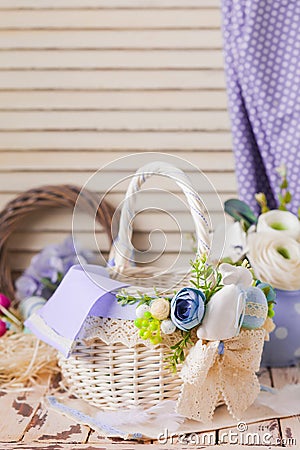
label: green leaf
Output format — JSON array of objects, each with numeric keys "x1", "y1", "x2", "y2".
[
  {"x1": 170, "y1": 344, "x2": 179, "y2": 350},
  {"x1": 263, "y1": 286, "x2": 270, "y2": 296},
  {"x1": 206, "y1": 266, "x2": 214, "y2": 277},
  {"x1": 166, "y1": 331, "x2": 193, "y2": 373},
  {"x1": 57, "y1": 272, "x2": 64, "y2": 283},
  {"x1": 40, "y1": 277, "x2": 58, "y2": 291},
  {"x1": 284, "y1": 191, "x2": 292, "y2": 203},
  {"x1": 221, "y1": 257, "x2": 234, "y2": 264},
  {"x1": 224, "y1": 199, "x2": 257, "y2": 229},
  {"x1": 217, "y1": 272, "x2": 222, "y2": 284}
]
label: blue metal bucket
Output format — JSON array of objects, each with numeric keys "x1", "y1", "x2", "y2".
[{"x1": 261, "y1": 289, "x2": 300, "y2": 367}]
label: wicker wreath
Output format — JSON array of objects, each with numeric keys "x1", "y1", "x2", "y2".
[{"x1": 0, "y1": 185, "x2": 115, "y2": 300}]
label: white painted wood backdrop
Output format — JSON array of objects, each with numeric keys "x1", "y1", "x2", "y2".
[{"x1": 0, "y1": 0, "x2": 237, "y2": 273}]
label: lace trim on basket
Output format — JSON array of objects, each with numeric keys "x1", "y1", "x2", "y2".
[
  {"x1": 176, "y1": 329, "x2": 265, "y2": 422},
  {"x1": 245, "y1": 302, "x2": 268, "y2": 318},
  {"x1": 80, "y1": 316, "x2": 184, "y2": 348}
]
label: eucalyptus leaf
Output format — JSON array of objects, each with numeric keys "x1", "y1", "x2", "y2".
[{"x1": 224, "y1": 199, "x2": 257, "y2": 230}]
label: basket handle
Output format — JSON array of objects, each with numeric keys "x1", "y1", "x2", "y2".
[{"x1": 109, "y1": 162, "x2": 211, "y2": 270}]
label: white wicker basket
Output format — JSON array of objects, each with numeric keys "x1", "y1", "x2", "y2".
[{"x1": 58, "y1": 162, "x2": 213, "y2": 410}]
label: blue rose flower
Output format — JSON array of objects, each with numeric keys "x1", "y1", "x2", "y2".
[{"x1": 170, "y1": 287, "x2": 206, "y2": 331}]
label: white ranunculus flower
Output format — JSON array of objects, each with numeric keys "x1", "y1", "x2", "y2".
[
  {"x1": 257, "y1": 210, "x2": 300, "y2": 240},
  {"x1": 247, "y1": 232, "x2": 300, "y2": 290}
]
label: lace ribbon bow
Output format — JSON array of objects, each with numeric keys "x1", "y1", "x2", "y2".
[{"x1": 176, "y1": 329, "x2": 265, "y2": 422}]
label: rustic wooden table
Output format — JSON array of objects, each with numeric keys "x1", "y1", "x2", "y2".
[{"x1": 0, "y1": 367, "x2": 299, "y2": 450}]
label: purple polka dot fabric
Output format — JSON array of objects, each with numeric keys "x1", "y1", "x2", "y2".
[{"x1": 221, "y1": 0, "x2": 300, "y2": 214}]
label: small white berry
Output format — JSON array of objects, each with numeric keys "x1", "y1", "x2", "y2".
[
  {"x1": 161, "y1": 319, "x2": 176, "y2": 335},
  {"x1": 136, "y1": 304, "x2": 150, "y2": 318}
]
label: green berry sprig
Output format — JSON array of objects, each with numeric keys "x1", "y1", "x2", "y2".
[
  {"x1": 267, "y1": 302, "x2": 275, "y2": 318},
  {"x1": 134, "y1": 311, "x2": 162, "y2": 345}
]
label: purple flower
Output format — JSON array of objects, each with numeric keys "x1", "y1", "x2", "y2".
[
  {"x1": 170, "y1": 287, "x2": 206, "y2": 331},
  {"x1": 30, "y1": 250, "x2": 64, "y2": 283},
  {"x1": 54, "y1": 236, "x2": 76, "y2": 258},
  {"x1": 15, "y1": 235, "x2": 93, "y2": 301},
  {"x1": 62, "y1": 254, "x2": 89, "y2": 273},
  {"x1": 15, "y1": 274, "x2": 39, "y2": 300}
]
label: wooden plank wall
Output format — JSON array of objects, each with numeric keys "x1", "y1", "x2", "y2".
[{"x1": 0, "y1": 0, "x2": 237, "y2": 273}]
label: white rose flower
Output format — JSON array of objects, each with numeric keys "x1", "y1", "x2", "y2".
[
  {"x1": 150, "y1": 298, "x2": 170, "y2": 320},
  {"x1": 247, "y1": 232, "x2": 300, "y2": 290},
  {"x1": 257, "y1": 210, "x2": 300, "y2": 240}
]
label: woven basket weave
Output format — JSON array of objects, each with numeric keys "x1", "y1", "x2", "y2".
[
  {"x1": 58, "y1": 162, "x2": 216, "y2": 410},
  {"x1": 0, "y1": 185, "x2": 114, "y2": 300}
]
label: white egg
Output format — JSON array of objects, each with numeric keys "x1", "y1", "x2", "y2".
[
  {"x1": 19, "y1": 296, "x2": 47, "y2": 320},
  {"x1": 161, "y1": 319, "x2": 176, "y2": 335},
  {"x1": 135, "y1": 304, "x2": 150, "y2": 318}
]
